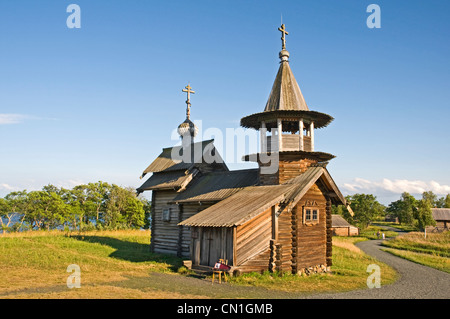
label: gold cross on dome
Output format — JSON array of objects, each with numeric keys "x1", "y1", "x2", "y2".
[
  {"x1": 182, "y1": 84, "x2": 195, "y2": 119},
  {"x1": 278, "y1": 24, "x2": 289, "y2": 50}
]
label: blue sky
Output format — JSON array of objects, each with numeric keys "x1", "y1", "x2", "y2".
[{"x1": 0, "y1": 0, "x2": 449, "y2": 205}]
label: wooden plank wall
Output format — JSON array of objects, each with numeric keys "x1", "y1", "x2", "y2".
[
  {"x1": 326, "y1": 198, "x2": 332, "y2": 266},
  {"x1": 235, "y1": 208, "x2": 272, "y2": 270},
  {"x1": 179, "y1": 203, "x2": 214, "y2": 258},
  {"x1": 266, "y1": 135, "x2": 312, "y2": 152},
  {"x1": 191, "y1": 226, "x2": 234, "y2": 267},
  {"x1": 151, "y1": 190, "x2": 180, "y2": 255},
  {"x1": 295, "y1": 184, "x2": 328, "y2": 271}
]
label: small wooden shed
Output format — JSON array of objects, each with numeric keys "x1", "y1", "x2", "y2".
[
  {"x1": 429, "y1": 208, "x2": 450, "y2": 232},
  {"x1": 331, "y1": 214, "x2": 359, "y2": 236}
]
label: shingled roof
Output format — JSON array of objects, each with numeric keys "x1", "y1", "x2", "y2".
[
  {"x1": 136, "y1": 169, "x2": 197, "y2": 193},
  {"x1": 332, "y1": 214, "x2": 353, "y2": 227},
  {"x1": 171, "y1": 169, "x2": 259, "y2": 204},
  {"x1": 139, "y1": 139, "x2": 228, "y2": 179},
  {"x1": 264, "y1": 58, "x2": 308, "y2": 112},
  {"x1": 179, "y1": 165, "x2": 346, "y2": 227},
  {"x1": 431, "y1": 208, "x2": 450, "y2": 221}
]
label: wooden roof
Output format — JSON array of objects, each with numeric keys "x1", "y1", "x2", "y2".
[
  {"x1": 178, "y1": 184, "x2": 292, "y2": 227},
  {"x1": 240, "y1": 110, "x2": 334, "y2": 131},
  {"x1": 264, "y1": 60, "x2": 308, "y2": 112},
  {"x1": 171, "y1": 169, "x2": 259, "y2": 203},
  {"x1": 240, "y1": 51, "x2": 333, "y2": 130},
  {"x1": 140, "y1": 139, "x2": 228, "y2": 178},
  {"x1": 179, "y1": 166, "x2": 346, "y2": 227},
  {"x1": 136, "y1": 169, "x2": 197, "y2": 193},
  {"x1": 431, "y1": 208, "x2": 450, "y2": 221},
  {"x1": 332, "y1": 214, "x2": 356, "y2": 228},
  {"x1": 242, "y1": 150, "x2": 335, "y2": 163}
]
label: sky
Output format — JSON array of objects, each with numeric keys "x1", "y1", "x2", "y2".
[{"x1": 0, "y1": 0, "x2": 449, "y2": 205}]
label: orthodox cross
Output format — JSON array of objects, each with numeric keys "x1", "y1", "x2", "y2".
[
  {"x1": 278, "y1": 24, "x2": 289, "y2": 50},
  {"x1": 182, "y1": 84, "x2": 195, "y2": 119}
]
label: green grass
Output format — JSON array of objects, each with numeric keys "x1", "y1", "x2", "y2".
[
  {"x1": 0, "y1": 230, "x2": 398, "y2": 298},
  {"x1": 227, "y1": 237, "x2": 398, "y2": 294},
  {"x1": 381, "y1": 231, "x2": 450, "y2": 273},
  {"x1": 374, "y1": 221, "x2": 417, "y2": 232},
  {"x1": 359, "y1": 225, "x2": 399, "y2": 240}
]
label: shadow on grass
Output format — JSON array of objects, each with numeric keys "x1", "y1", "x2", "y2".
[{"x1": 71, "y1": 235, "x2": 183, "y2": 272}]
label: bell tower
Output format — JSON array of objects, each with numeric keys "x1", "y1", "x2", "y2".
[{"x1": 240, "y1": 25, "x2": 335, "y2": 185}]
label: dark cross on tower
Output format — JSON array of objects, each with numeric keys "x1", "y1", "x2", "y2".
[
  {"x1": 182, "y1": 84, "x2": 195, "y2": 119},
  {"x1": 278, "y1": 24, "x2": 289, "y2": 50}
]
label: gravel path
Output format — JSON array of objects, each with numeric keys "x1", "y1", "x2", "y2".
[{"x1": 306, "y1": 237, "x2": 450, "y2": 299}]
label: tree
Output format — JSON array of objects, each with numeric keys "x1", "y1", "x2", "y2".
[
  {"x1": 141, "y1": 198, "x2": 152, "y2": 230},
  {"x1": 436, "y1": 194, "x2": 450, "y2": 208},
  {"x1": 386, "y1": 192, "x2": 416, "y2": 225},
  {"x1": 0, "y1": 197, "x2": 11, "y2": 231},
  {"x1": 3, "y1": 190, "x2": 28, "y2": 232},
  {"x1": 103, "y1": 185, "x2": 145, "y2": 229},
  {"x1": 415, "y1": 199, "x2": 436, "y2": 231},
  {"x1": 422, "y1": 191, "x2": 438, "y2": 208},
  {"x1": 346, "y1": 194, "x2": 385, "y2": 229}
]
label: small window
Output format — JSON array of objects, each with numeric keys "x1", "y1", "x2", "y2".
[
  {"x1": 312, "y1": 209, "x2": 318, "y2": 221},
  {"x1": 162, "y1": 208, "x2": 171, "y2": 222},
  {"x1": 303, "y1": 207, "x2": 319, "y2": 224},
  {"x1": 305, "y1": 209, "x2": 311, "y2": 221}
]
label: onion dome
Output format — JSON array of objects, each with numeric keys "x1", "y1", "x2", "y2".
[{"x1": 178, "y1": 118, "x2": 198, "y2": 138}]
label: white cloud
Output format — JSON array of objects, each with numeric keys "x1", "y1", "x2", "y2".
[
  {"x1": 343, "y1": 178, "x2": 450, "y2": 196},
  {"x1": 0, "y1": 183, "x2": 17, "y2": 191},
  {"x1": 0, "y1": 114, "x2": 28, "y2": 125},
  {"x1": 0, "y1": 114, "x2": 58, "y2": 125}
]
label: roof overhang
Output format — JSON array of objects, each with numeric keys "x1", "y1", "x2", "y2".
[{"x1": 240, "y1": 110, "x2": 334, "y2": 131}]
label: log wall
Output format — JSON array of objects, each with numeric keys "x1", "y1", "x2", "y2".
[
  {"x1": 259, "y1": 155, "x2": 318, "y2": 186},
  {"x1": 151, "y1": 190, "x2": 180, "y2": 255},
  {"x1": 294, "y1": 184, "x2": 328, "y2": 271}
]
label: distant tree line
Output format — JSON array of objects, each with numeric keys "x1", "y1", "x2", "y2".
[
  {"x1": 0, "y1": 182, "x2": 151, "y2": 233},
  {"x1": 333, "y1": 191, "x2": 449, "y2": 230}
]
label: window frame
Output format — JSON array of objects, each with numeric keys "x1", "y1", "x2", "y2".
[
  {"x1": 303, "y1": 206, "x2": 319, "y2": 224},
  {"x1": 162, "y1": 207, "x2": 171, "y2": 222}
]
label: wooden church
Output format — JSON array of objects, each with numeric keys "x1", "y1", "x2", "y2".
[{"x1": 137, "y1": 25, "x2": 348, "y2": 275}]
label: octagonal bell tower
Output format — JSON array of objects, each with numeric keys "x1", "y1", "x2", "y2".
[{"x1": 240, "y1": 24, "x2": 335, "y2": 185}]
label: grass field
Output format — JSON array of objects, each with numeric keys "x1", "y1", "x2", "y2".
[
  {"x1": 0, "y1": 230, "x2": 397, "y2": 298},
  {"x1": 381, "y1": 231, "x2": 450, "y2": 273}
]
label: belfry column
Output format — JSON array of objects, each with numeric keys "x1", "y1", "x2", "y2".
[
  {"x1": 277, "y1": 118, "x2": 282, "y2": 151},
  {"x1": 261, "y1": 121, "x2": 267, "y2": 152},
  {"x1": 310, "y1": 121, "x2": 314, "y2": 151},
  {"x1": 299, "y1": 119, "x2": 304, "y2": 151}
]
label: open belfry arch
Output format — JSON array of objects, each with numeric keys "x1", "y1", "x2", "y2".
[{"x1": 139, "y1": 25, "x2": 351, "y2": 275}]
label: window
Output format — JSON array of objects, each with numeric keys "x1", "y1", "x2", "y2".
[
  {"x1": 305, "y1": 209, "x2": 311, "y2": 221},
  {"x1": 162, "y1": 208, "x2": 171, "y2": 222},
  {"x1": 312, "y1": 209, "x2": 318, "y2": 221},
  {"x1": 303, "y1": 207, "x2": 319, "y2": 224}
]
